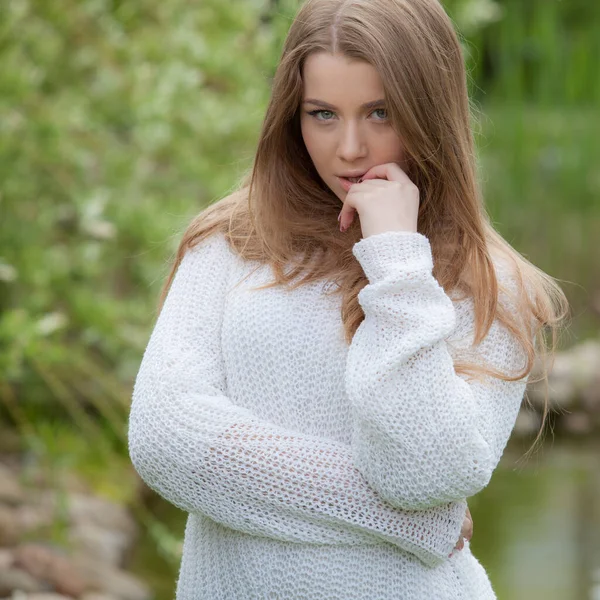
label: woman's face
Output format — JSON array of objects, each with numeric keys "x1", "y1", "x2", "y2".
[{"x1": 300, "y1": 52, "x2": 406, "y2": 202}]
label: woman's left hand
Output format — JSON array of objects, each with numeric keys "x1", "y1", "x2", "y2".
[
  {"x1": 450, "y1": 506, "x2": 473, "y2": 558},
  {"x1": 338, "y1": 162, "x2": 420, "y2": 238}
]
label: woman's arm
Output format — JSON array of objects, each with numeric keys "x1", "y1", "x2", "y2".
[
  {"x1": 128, "y1": 233, "x2": 465, "y2": 568},
  {"x1": 346, "y1": 230, "x2": 530, "y2": 510}
]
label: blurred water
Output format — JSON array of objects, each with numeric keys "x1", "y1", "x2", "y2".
[
  {"x1": 470, "y1": 438, "x2": 600, "y2": 600},
  {"x1": 132, "y1": 438, "x2": 600, "y2": 600}
]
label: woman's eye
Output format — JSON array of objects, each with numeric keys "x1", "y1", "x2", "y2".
[
  {"x1": 308, "y1": 110, "x2": 335, "y2": 121},
  {"x1": 306, "y1": 108, "x2": 388, "y2": 122}
]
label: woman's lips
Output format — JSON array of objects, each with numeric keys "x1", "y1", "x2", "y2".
[{"x1": 337, "y1": 176, "x2": 363, "y2": 192}]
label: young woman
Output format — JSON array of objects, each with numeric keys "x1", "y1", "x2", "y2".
[{"x1": 128, "y1": 0, "x2": 568, "y2": 598}]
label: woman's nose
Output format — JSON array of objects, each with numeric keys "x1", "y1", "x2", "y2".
[{"x1": 336, "y1": 123, "x2": 367, "y2": 162}]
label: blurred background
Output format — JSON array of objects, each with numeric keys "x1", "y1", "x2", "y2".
[{"x1": 0, "y1": 0, "x2": 599, "y2": 599}]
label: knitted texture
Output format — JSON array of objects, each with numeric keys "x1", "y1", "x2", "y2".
[{"x1": 128, "y1": 230, "x2": 530, "y2": 599}]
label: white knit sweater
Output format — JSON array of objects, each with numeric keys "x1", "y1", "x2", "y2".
[{"x1": 128, "y1": 229, "x2": 529, "y2": 599}]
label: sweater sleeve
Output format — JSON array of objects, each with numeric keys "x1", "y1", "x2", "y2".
[
  {"x1": 128, "y1": 232, "x2": 466, "y2": 568},
  {"x1": 347, "y1": 230, "x2": 530, "y2": 511}
]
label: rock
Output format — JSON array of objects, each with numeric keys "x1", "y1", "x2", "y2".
[
  {"x1": 0, "y1": 505, "x2": 23, "y2": 546},
  {"x1": 0, "y1": 567, "x2": 45, "y2": 595},
  {"x1": 66, "y1": 493, "x2": 138, "y2": 567},
  {"x1": 0, "y1": 464, "x2": 24, "y2": 505},
  {"x1": 581, "y1": 372, "x2": 600, "y2": 414},
  {"x1": 73, "y1": 556, "x2": 151, "y2": 600},
  {"x1": 14, "y1": 502, "x2": 54, "y2": 534},
  {"x1": 80, "y1": 593, "x2": 120, "y2": 600},
  {"x1": 0, "y1": 549, "x2": 14, "y2": 570},
  {"x1": 568, "y1": 339, "x2": 600, "y2": 386},
  {"x1": 13, "y1": 544, "x2": 88, "y2": 598},
  {"x1": 61, "y1": 471, "x2": 92, "y2": 495},
  {"x1": 67, "y1": 494, "x2": 137, "y2": 539},
  {"x1": 560, "y1": 412, "x2": 593, "y2": 436},
  {"x1": 70, "y1": 522, "x2": 133, "y2": 568},
  {"x1": 0, "y1": 458, "x2": 149, "y2": 600},
  {"x1": 527, "y1": 354, "x2": 577, "y2": 411},
  {"x1": 512, "y1": 409, "x2": 541, "y2": 437},
  {"x1": 27, "y1": 594, "x2": 72, "y2": 600},
  {"x1": 527, "y1": 340, "x2": 600, "y2": 412},
  {"x1": 9, "y1": 489, "x2": 138, "y2": 567}
]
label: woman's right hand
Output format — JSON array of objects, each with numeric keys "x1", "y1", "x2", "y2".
[{"x1": 450, "y1": 506, "x2": 473, "y2": 557}]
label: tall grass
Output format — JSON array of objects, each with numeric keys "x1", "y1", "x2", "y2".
[
  {"x1": 475, "y1": 103, "x2": 599, "y2": 343},
  {"x1": 461, "y1": 0, "x2": 600, "y2": 106}
]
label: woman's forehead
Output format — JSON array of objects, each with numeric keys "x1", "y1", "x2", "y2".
[{"x1": 302, "y1": 53, "x2": 385, "y2": 106}]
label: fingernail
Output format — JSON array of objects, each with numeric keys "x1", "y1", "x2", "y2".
[{"x1": 337, "y1": 212, "x2": 342, "y2": 222}]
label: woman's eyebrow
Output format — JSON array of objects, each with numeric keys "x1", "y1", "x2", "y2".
[{"x1": 302, "y1": 98, "x2": 386, "y2": 110}]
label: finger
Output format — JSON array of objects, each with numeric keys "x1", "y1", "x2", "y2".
[
  {"x1": 465, "y1": 520, "x2": 473, "y2": 542},
  {"x1": 353, "y1": 179, "x2": 389, "y2": 187},
  {"x1": 360, "y1": 162, "x2": 412, "y2": 185},
  {"x1": 337, "y1": 177, "x2": 394, "y2": 232},
  {"x1": 338, "y1": 198, "x2": 357, "y2": 232},
  {"x1": 461, "y1": 520, "x2": 473, "y2": 543},
  {"x1": 461, "y1": 505, "x2": 472, "y2": 535},
  {"x1": 465, "y1": 512, "x2": 473, "y2": 541}
]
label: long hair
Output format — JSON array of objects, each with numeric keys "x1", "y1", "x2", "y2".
[{"x1": 160, "y1": 0, "x2": 570, "y2": 449}]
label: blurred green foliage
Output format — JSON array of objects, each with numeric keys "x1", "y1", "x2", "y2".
[
  {"x1": 0, "y1": 0, "x2": 598, "y2": 523},
  {"x1": 461, "y1": 0, "x2": 600, "y2": 105},
  {"x1": 0, "y1": 0, "x2": 280, "y2": 440}
]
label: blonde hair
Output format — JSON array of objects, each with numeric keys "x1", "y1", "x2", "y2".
[{"x1": 161, "y1": 0, "x2": 569, "y2": 450}]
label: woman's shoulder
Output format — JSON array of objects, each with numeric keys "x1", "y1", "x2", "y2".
[
  {"x1": 489, "y1": 249, "x2": 536, "y2": 312},
  {"x1": 185, "y1": 230, "x2": 238, "y2": 264},
  {"x1": 168, "y1": 232, "x2": 240, "y2": 293},
  {"x1": 448, "y1": 249, "x2": 528, "y2": 327}
]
